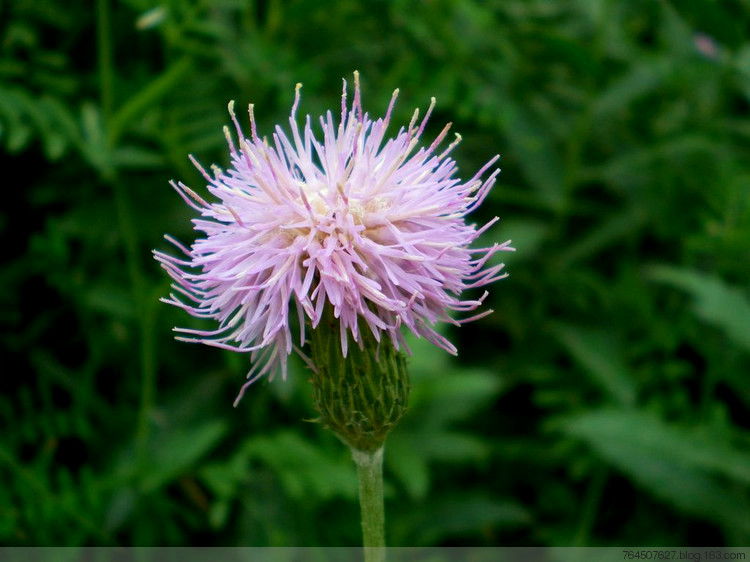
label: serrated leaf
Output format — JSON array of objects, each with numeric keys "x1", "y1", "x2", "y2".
[
  {"x1": 80, "y1": 102, "x2": 111, "y2": 174},
  {"x1": 412, "y1": 369, "x2": 506, "y2": 428},
  {"x1": 0, "y1": 88, "x2": 31, "y2": 152},
  {"x1": 9, "y1": 88, "x2": 70, "y2": 160},
  {"x1": 241, "y1": 430, "x2": 358, "y2": 501},
  {"x1": 108, "y1": 57, "x2": 192, "y2": 145},
  {"x1": 387, "y1": 366, "x2": 503, "y2": 499},
  {"x1": 562, "y1": 410, "x2": 750, "y2": 532},
  {"x1": 551, "y1": 324, "x2": 636, "y2": 407},
  {"x1": 42, "y1": 95, "x2": 83, "y2": 148},
  {"x1": 566, "y1": 410, "x2": 750, "y2": 484},
  {"x1": 648, "y1": 265, "x2": 750, "y2": 351},
  {"x1": 410, "y1": 495, "x2": 531, "y2": 544},
  {"x1": 555, "y1": 206, "x2": 646, "y2": 269},
  {"x1": 141, "y1": 420, "x2": 228, "y2": 492}
]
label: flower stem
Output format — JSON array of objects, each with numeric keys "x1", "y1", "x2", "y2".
[{"x1": 351, "y1": 447, "x2": 386, "y2": 562}]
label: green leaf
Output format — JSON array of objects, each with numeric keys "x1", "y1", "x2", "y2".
[
  {"x1": 591, "y1": 56, "x2": 673, "y2": 119},
  {"x1": 551, "y1": 324, "x2": 637, "y2": 407},
  {"x1": 501, "y1": 99, "x2": 565, "y2": 209},
  {"x1": 555, "y1": 206, "x2": 646, "y2": 269},
  {"x1": 484, "y1": 218, "x2": 547, "y2": 261},
  {"x1": 241, "y1": 430, "x2": 358, "y2": 501},
  {"x1": 648, "y1": 265, "x2": 750, "y2": 352},
  {"x1": 141, "y1": 420, "x2": 228, "y2": 492},
  {"x1": 7, "y1": 88, "x2": 67, "y2": 159},
  {"x1": 79, "y1": 102, "x2": 112, "y2": 175},
  {"x1": 108, "y1": 57, "x2": 193, "y2": 145},
  {"x1": 388, "y1": 355, "x2": 505, "y2": 499},
  {"x1": 84, "y1": 283, "x2": 137, "y2": 319},
  {"x1": 562, "y1": 410, "x2": 750, "y2": 532},
  {"x1": 414, "y1": 369, "x2": 506, "y2": 428},
  {"x1": 384, "y1": 435, "x2": 430, "y2": 499},
  {"x1": 0, "y1": 87, "x2": 31, "y2": 152},
  {"x1": 410, "y1": 494, "x2": 531, "y2": 544},
  {"x1": 594, "y1": 135, "x2": 723, "y2": 190},
  {"x1": 735, "y1": 44, "x2": 750, "y2": 103},
  {"x1": 111, "y1": 145, "x2": 166, "y2": 169}
]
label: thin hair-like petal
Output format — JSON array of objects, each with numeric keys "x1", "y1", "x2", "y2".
[{"x1": 155, "y1": 73, "x2": 513, "y2": 402}]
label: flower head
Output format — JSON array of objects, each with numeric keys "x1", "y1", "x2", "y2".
[{"x1": 154, "y1": 73, "x2": 513, "y2": 402}]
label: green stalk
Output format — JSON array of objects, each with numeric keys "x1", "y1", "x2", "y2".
[
  {"x1": 96, "y1": 0, "x2": 114, "y2": 120},
  {"x1": 96, "y1": 0, "x2": 155, "y2": 472},
  {"x1": 351, "y1": 447, "x2": 386, "y2": 562},
  {"x1": 308, "y1": 306, "x2": 407, "y2": 559}
]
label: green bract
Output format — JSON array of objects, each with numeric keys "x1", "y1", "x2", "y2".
[{"x1": 309, "y1": 307, "x2": 410, "y2": 452}]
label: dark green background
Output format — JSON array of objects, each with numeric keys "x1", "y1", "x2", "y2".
[{"x1": 2, "y1": 0, "x2": 750, "y2": 547}]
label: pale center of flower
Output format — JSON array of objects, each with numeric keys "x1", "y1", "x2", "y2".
[
  {"x1": 305, "y1": 189, "x2": 329, "y2": 216},
  {"x1": 300, "y1": 182, "x2": 388, "y2": 228},
  {"x1": 264, "y1": 181, "x2": 394, "y2": 249}
]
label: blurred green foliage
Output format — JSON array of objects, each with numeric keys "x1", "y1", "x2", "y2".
[{"x1": 1, "y1": 0, "x2": 750, "y2": 547}]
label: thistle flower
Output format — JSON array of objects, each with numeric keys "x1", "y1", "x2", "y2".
[{"x1": 154, "y1": 73, "x2": 513, "y2": 403}]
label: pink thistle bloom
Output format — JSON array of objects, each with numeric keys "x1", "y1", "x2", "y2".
[{"x1": 154, "y1": 73, "x2": 514, "y2": 403}]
